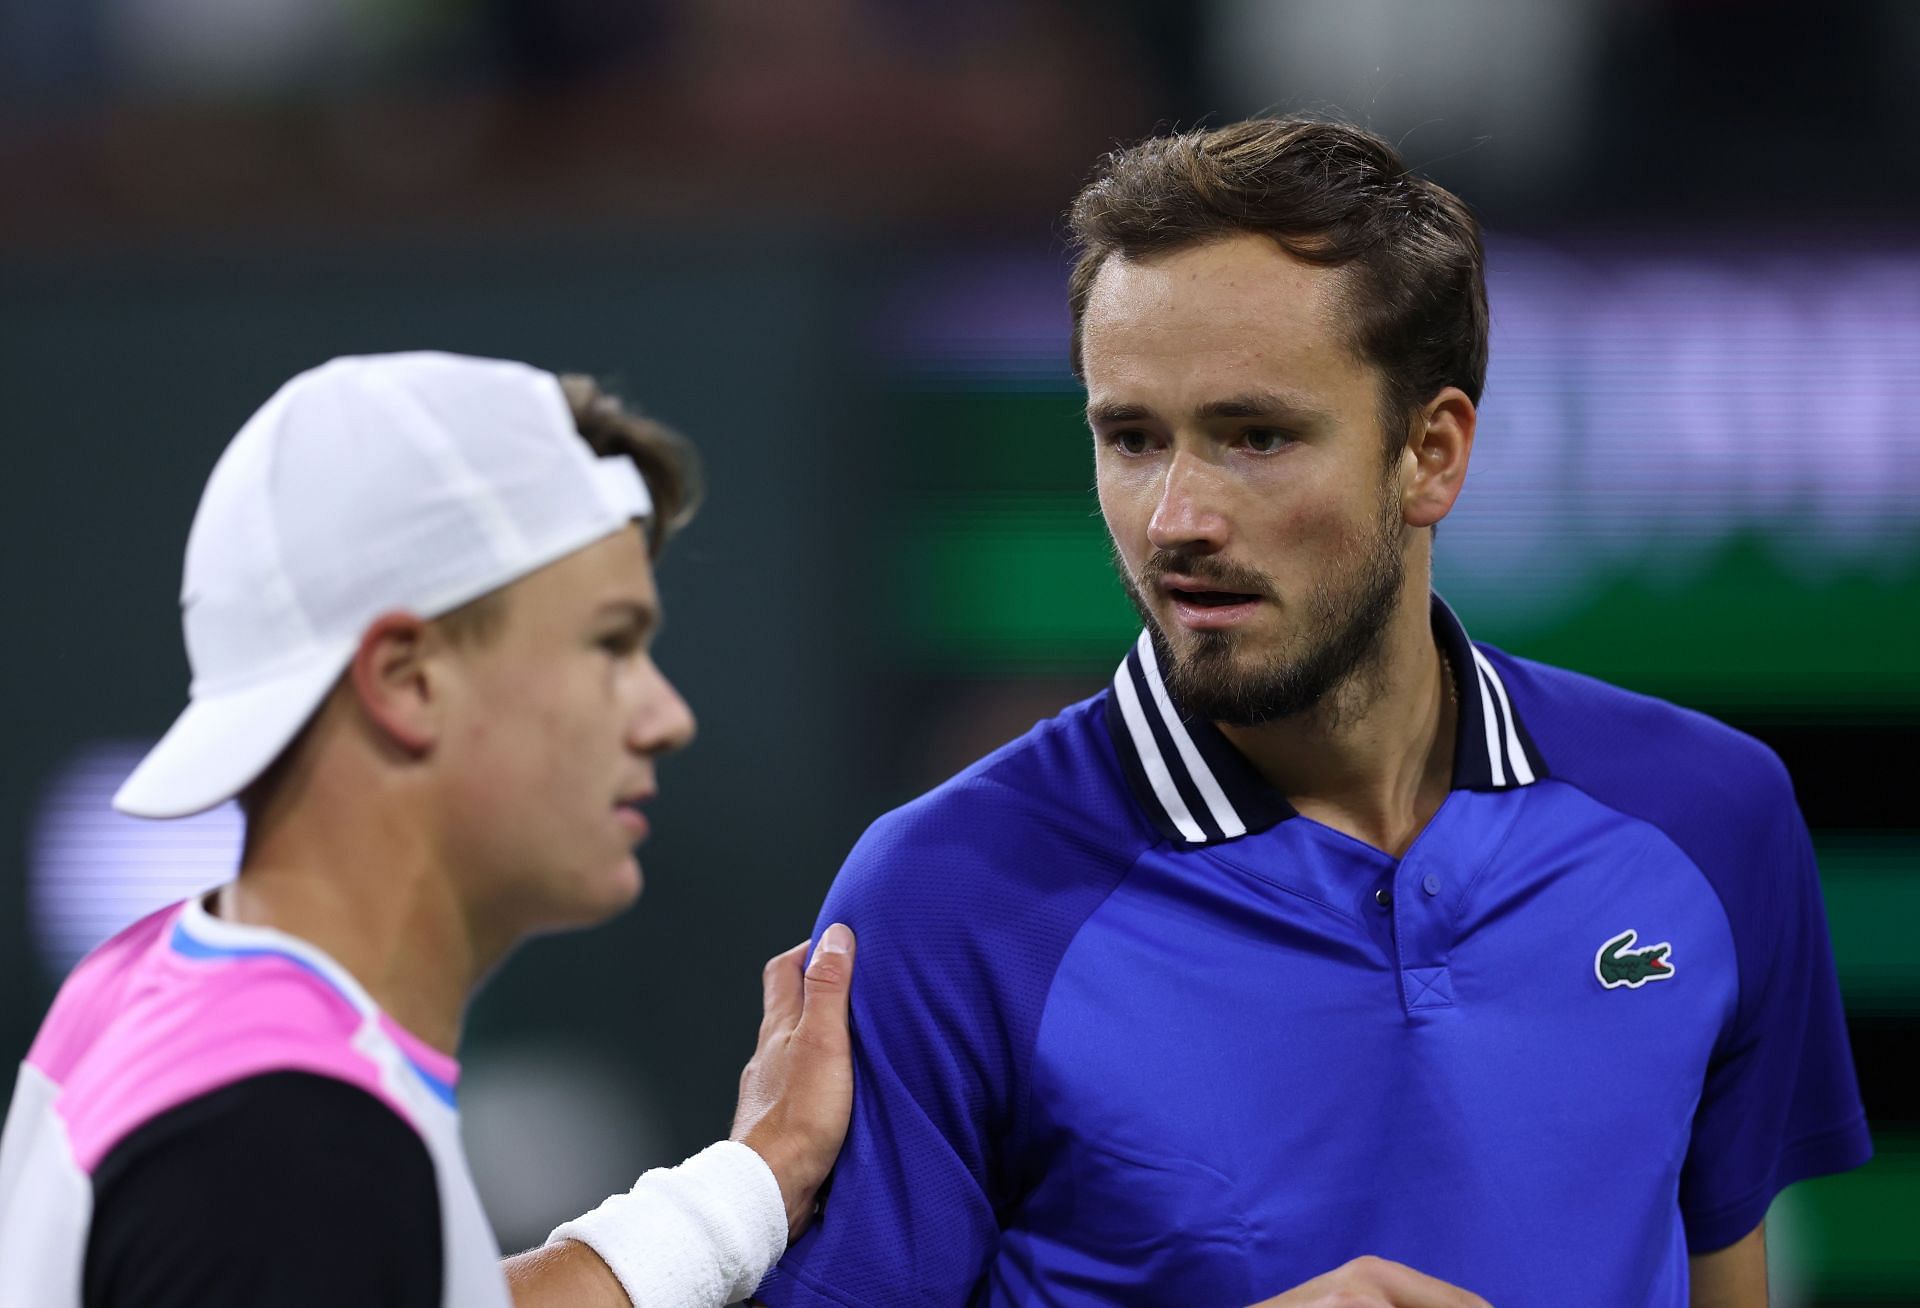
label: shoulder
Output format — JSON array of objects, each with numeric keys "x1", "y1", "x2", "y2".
[
  {"x1": 1486, "y1": 645, "x2": 1796, "y2": 831},
  {"x1": 829, "y1": 692, "x2": 1148, "y2": 920},
  {"x1": 1485, "y1": 649, "x2": 1824, "y2": 1036},
  {"x1": 28, "y1": 904, "x2": 180, "y2": 1078},
  {"x1": 86, "y1": 1072, "x2": 441, "y2": 1307},
  {"x1": 818, "y1": 693, "x2": 1149, "y2": 1035},
  {"x1": 52, "y1": 943, "x2": 402, "y2": 1174},
  {"x1": 1485, "y1": 647, "x2": 1809, "y2": 950}
]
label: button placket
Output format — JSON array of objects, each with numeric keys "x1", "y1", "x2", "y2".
[{"x1": 1396, "y1": 854, "x2": 1455, "y2": 1012}]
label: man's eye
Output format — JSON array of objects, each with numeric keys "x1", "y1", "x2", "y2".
[
  {"x1": 1243, "y1": 428, "x2": 1290, "y2": 453},
  {"x1": 1108, "y1": 430, "x2": 1152, "y2": 455},
  {"x1": 599, "y1": 633, "x2": 640, "y2": 657}
]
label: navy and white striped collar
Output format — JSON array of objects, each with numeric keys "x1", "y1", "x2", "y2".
[{"x1": 1103, "y1": 594, "x2": 1549, "y2": 846}]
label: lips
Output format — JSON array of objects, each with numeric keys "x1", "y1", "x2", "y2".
[
  {"x1": 613, "y1": 791, "x2": 653, "y2": 841},
  {"x1": 1155, "y1": 572, "x2": 1266, "y2": 631},
  {"x1": 1167, "y1": 586, "x2": 1260, "y2": 607},
  {"x1": 1154, "y1": 570, "x2": 1268, "y2": 601}
]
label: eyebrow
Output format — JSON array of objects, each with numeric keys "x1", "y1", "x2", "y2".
[
  {"x1": 1086, "y1": 399, "x2": 1153, "y2": 425},
  {"x1": 596, "y1": 599, "x2": 660, "y2": 637},
  {"x1": 1086, "y1": 390, "x2": 1334, "y2": 427}
]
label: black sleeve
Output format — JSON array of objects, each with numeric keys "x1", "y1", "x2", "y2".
[{"x1": 84, "y1": 1071, "x2": 443, "y2": 1308}]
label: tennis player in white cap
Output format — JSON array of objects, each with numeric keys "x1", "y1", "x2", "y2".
[{"x1": 0, "y1": 352, "x2": 852, "y2": 1307}]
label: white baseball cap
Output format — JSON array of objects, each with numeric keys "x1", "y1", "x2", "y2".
[{"x1": 114, "y1": 351, "x2": 653, "y2": 819}]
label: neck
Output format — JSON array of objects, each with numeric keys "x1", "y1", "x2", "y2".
[
  {"x1": 218, "y1": 756, "x2": 493, "y2": 1057},
  {"x1": 1218, "y1": 581, "x2": 1456, "y2": 857}
]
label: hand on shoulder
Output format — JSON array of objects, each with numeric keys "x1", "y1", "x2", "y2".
[{"x1": 731, "y1": 923, "x2": 858, "y2": 1242}]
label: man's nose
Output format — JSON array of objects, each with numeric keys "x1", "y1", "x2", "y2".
[
  {"x1": 1147, "y1": 448, "x2": 1230, "y2": 554},
  {"x1": 629, "y1": 660, "x2": 697, "y2": 757}
]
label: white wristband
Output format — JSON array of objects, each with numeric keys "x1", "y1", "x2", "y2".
[{"x1": 547, "y1": 1140, "x2": 788, "y2": 1308}]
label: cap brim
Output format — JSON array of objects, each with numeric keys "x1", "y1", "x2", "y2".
[{"x1": 113, "y1": 646, "x2": 354, "y2": 819}]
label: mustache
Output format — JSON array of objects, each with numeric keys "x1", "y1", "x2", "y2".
[{"x1": 1137, "y1": 548, "x2": 1276, "y2": 600}]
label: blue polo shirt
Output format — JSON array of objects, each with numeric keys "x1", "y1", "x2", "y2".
[{"x1": 760, "y1": 597, "x2": 1871, "y2": 1307}]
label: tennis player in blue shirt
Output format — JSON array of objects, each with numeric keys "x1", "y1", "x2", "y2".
[{"x1": 756, "y1": 118, "x2": 1872, "y2": 1307}]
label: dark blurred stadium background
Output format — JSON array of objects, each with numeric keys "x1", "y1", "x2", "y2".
[{"x1": 2, "y1": 1, "x2": 1915, "y2": 1301}]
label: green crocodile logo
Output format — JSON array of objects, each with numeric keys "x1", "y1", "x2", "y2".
[{"x1": 1595, "y1": 929, "x2": 1675, "y2": 989}]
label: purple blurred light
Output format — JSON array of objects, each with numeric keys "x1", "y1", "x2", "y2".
[{"x1": 29, "y1": 741, "x2": 242, "y2": 977}]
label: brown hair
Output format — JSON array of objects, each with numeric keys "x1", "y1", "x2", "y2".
[
  {"x1": 1066, "y1": 117, "x2": 1488, "y2": 445},
  {"x1": 558, "y1": 373, "x2": 702, "y2": 557},
  {"x1": 436, "y1": 375, "x2": 703, "y2": 647}
]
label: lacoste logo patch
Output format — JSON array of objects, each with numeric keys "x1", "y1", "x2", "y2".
[{"x1": 1595, "y1": 929, "x2": 1675, "y2": 989}]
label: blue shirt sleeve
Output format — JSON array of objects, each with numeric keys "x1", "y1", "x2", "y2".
[
  {"x1": 758, "y1": 717, "x2": 1146, "y2": 1307},
  {"x1": 758, "y1": 797, "x2": 1009, "y2": 1307},
  {"x1": 1677, "y1": 784, "x2": 1873, "y2": 1251}
]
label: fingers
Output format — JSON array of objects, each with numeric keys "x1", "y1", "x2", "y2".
[
  {"x1": 793, "y1": 922, "x2": 855, "y2": 1051},
  {"x1": 1246, "y1": 1257, "x2": 1491, "y2": 1308},
  {"x1": 758, "y1": 923, "x2": 856, "y2": 1043},
  {"x1": 759, "y1": 939, "x2": 809, "y2": 1034},
  {"x1": 1357, "y1": 1256, "x2": 1491, "y2": 1308}
]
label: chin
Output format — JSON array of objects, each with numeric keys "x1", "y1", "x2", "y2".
[
  {"x1": 537, "y1": 854, "x2": 644, "y2": 934},
  {"x1": 1174, "y1": 624, "x2": 1262, "y2": 667},
  {"x1": 593, "y1": 853, "x2": 645, "y2": 916}
]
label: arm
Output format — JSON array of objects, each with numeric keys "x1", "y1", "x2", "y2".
[
  {"x1": 1677, "y1": 785, "x2": 1869, "y2": 1253},
  {"x1": 1688, "y1": 1223, "x2": 1766, "y2": 1308},
  {"x1": 503, "y1": 1240, "x2": 628, "y2": 1308},
  {"x1": 506, "y1": 927, "x2": 856, "y2": 1308},
  {"x1": 759, "y1": 785, "x2": 1132, "y2": 1305}
]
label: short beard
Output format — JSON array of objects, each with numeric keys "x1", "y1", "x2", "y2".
[{"x1": 1114, "y1": 493, "x2": 1405, "y2": 729}]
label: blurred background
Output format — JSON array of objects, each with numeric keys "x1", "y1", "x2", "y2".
[{"x1": 2, "y1": 0, "x2": 1915, "y2": 1301}]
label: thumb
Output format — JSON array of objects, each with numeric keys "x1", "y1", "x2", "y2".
[{"x1": 797, "y1": 922, "x2": 856, "y2": 1043}]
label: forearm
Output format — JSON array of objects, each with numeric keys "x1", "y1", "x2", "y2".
[
  {"x1": 505, "y1": 1239, "x2": 631, "y2": 1308},
  {"x1": 1689, "y1": 1222, "x2": 1767, "y2": 1308},
  {"x1": 514, "y1": 1141, "x2": 786, "y2": 1308}
]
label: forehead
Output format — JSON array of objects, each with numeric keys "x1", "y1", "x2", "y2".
[
  {"x1": 507, "y1": 525, "x2": 657, "y2": 616},
  {"x1": 1080, "y1": 233, "x2": 1365, "y2": 408}
]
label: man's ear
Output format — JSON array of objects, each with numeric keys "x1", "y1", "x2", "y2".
[
  {"x1": 346, "y1": 612, "x2": 443, "y2": 755},
  {"x1": 1400, "y1": 386, "x2": 1476, "y2": 529}
]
